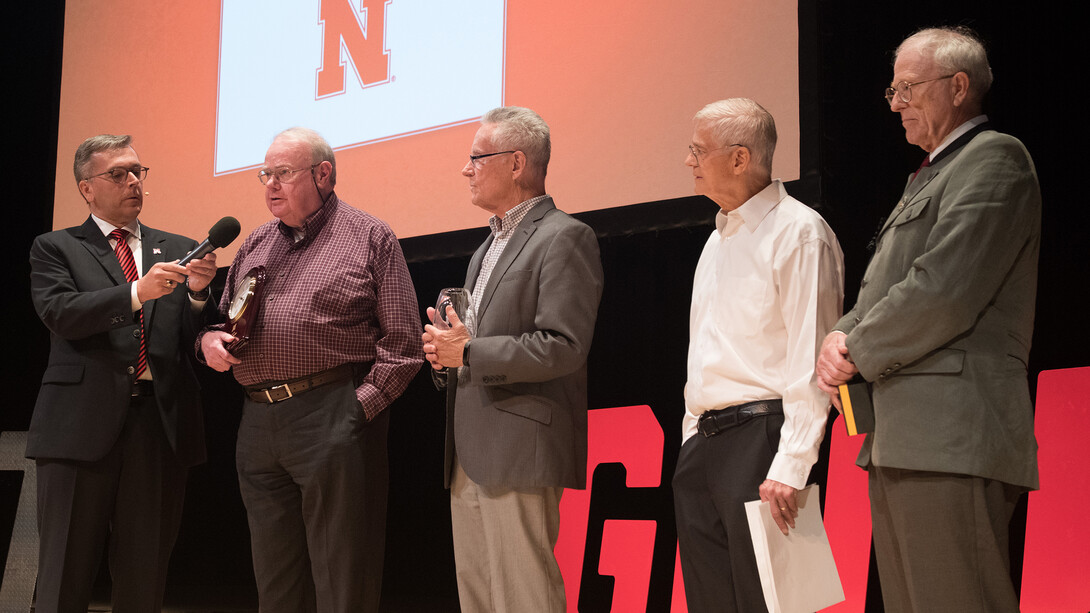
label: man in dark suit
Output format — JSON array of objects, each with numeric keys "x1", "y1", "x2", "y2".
[
  {"x1": 816, "y1": 27, "x2": 1040, "y2": 612},
  {"x1": 422, "y1": 106, "x2": 603, "y2": 612},
  {"x1": 28, "y1": 134, "x2": 217, "y2": 612}
]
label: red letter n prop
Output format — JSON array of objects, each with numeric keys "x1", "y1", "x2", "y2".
[{"x1": 315, "y1": 0, "x2": 390, "y2": 99}]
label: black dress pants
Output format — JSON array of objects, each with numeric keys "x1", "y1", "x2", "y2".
[
  {"x1": 35, "y1": 396, "x2": 187, "y2": 613},
  {"x1": 672, "y1": 413, "x2": 784, "y2": 613}
]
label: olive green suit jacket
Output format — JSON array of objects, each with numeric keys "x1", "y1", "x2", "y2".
[{"x1": 837, "y1": 126, "x2": 1040, "y2": 489}]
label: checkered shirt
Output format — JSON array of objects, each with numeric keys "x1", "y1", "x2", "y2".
[
  {"x1": 210, "y1": 192, "x2": 423, "y2": 419},
  {"x1": 468, "y1": 194, "x2": 549, "y2": 333}
]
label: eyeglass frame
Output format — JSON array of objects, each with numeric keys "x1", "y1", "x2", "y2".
[
  {"x1": 468, "y1": 150, "x2": 516, "y2": 168},
  {"x1": 258, "y1": 163, "x2": 321, "y2": 186},
  {"x1": 884, "y1": 74, "x2": 957, "y2": 104},
  {"x1": 83, "y1": 166, "x2": 150, "y2": 184},
  {"x1": 687, "y1": 143, "x2": 744, "y2": 164}
]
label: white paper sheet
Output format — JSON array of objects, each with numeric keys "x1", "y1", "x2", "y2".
[{"x1": 745, "y1": 484, "x2": 845, "y2": 613}]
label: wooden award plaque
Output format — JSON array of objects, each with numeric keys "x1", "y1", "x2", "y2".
[{"x1": 225, "y1": 266, "x2": 267, "y2": 352}]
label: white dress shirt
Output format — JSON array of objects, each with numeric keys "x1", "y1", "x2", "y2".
[{"x1": 683, "y1": 180, "x2": 845, "y2": 489}]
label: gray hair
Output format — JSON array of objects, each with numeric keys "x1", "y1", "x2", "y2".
[
  {"x1": 274, "y1": 127, "x2": 337, "y2": 186},
  {"x1": 896, "y1": 26, "x2": 993, "y2": 101},
  {"x1": 73, "y1": 134, "x2": 133, "y2": 183},
  {"x1": 481, "y1": 106, "x2": 551, "y2": 182},
  {"x1": 693, "y1": 98, "x2": 777, "y2": 174}
]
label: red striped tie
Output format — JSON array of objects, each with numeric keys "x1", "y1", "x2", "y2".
[
  {"x1": 109, "y1": 229, "x2": 148, "y2": 378},
  {"x1": 911, "y1": 155, "x2": 931, "y2": 181}
]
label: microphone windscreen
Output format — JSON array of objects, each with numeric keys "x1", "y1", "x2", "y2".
[{"x1": 208, "y1": 216, "x2": 241, "y2": 248}]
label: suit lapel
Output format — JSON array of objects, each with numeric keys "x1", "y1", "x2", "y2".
[
  {"x1": 77, "y1": 216, "x2": 129, "y2": 286},
  {"x1": 878, "y1": 123, "x2": 992, "y2": 238},
  {"x1": 140, "y1": 224, "x2": 169, "y2": 331},
  {"x1": 475, "y1": 198, "x2": 553, "y2": 321},
  {"x1": 464, "y1": 236, "x2": 492, "y2": 290}
]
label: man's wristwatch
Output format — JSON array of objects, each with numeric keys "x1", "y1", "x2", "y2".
[{"x1": 186, "y1": 279, "x2": 210, "y2": 301}]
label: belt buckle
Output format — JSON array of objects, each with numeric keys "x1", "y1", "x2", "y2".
[
  {"x1": 264, "y1": 383, "x2": 293, "y2": 403},
  {"x1": 699, "y1": 412, "x2": 720, "y2": 438}
]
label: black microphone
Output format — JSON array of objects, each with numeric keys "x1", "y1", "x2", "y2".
[{"x1": 178, "y1": 216, "x2": 241, "y2": 265}]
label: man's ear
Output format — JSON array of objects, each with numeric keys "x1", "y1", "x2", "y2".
[
  {"x1": 951, "y1": 71, "x2": 971, "y2": 106},
  {"x1": 731, "y1": 145, "x2": 751, "y2": 175},
  {"x1": 314, "y1": 160, "x2": 334, "y2": 188},
  {"x1": 510, "y1": 150, "x2": 527, "y2": 181},
  {"x1": 78, "y1": 179, "x2": 94, "y2": 205}
]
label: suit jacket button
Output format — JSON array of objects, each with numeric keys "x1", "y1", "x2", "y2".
[
  {"x1": 132, "y1": 329, "x2": 141, "y2": 338},
  {"x1": 126, "y1": 366, "x2": 135, "y2": 375}
]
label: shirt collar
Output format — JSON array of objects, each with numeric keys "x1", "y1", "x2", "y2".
[
  {"x1": 489, "y1": 194, "x2": 548, "y2": 238},
  {"x1": 715, "y1": 180, "x2": 785, "y2": 236},
  {"x1": 929, "y1": 115, "x2": 988, "y2": 162},
  {"x1": 278, "y1": 190, "x2": 338, "y2": 243},
  {"x1": 91, "y1": 213, "x2": 140, "y2": 241}
]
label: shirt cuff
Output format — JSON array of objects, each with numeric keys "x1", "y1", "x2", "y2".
[
  {"x1": 766, "y1": 452, "x2": 811, "y2": 491},
  {"x1": 130, "y1": 281, "x2": 143, "y2": 311}
]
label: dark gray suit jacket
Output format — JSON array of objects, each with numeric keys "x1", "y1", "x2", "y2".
[
  {"x1": 443, "y1": 198, "x2": 603, "y2": 489},
  {"x1": 28, "y1": 216, "x2": 207, "y2": 467},
  {"x1": 836, "y1": 126, "x2": 1040, "y2": 489}
]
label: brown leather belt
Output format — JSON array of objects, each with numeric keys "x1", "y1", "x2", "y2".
[
  {"x1": 245, "y1": 364, "x2": 355, "y2": 404},
  {"x1": 698, "y1": 399, "x2": 783, "y2": 438}
]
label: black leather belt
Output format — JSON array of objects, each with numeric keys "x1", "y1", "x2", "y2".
[
  {"x1": 698, "y1": 399, "x2": 783, "y2": 438},
  {"x1": 131, "y1": 380, "x2": 154, "y2": 397},
  {"x1": 245, "y1": 364, "x2": 355, "y2": 404}
]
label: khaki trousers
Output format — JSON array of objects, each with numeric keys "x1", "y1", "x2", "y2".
[{"x1": 450, "y1": 458, "x2": 565, "y2": 613}]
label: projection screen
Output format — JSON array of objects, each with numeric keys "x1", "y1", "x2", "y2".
[{"x1": 53, "y1": 0, "x2": 800, "y2": 260}]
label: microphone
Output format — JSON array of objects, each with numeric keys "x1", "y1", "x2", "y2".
[{"x1": 178, "y1": 216, "x2": 241, "y2": 265}]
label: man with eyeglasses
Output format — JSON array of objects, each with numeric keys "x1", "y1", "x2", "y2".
[
  {"x1": 28, "y1": 134, "x2": 218, "y2": 611},
  {"x1": 421, "y1": 106, "x2": 603, "y2": 612},
  {"x1": 672, "y1": 99, "x2": 844, "y2": 612},
  {"x1": 198, "y1": 127, "x2": 422, "y2": 612},
  {"x1": 815, "y1": 26, "x2": 1041, "y2": 612}
]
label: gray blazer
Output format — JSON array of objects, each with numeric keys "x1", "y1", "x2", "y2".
[
  {"x1": 837, "y1": 126, "x2": 1040, "y2": 490},
  {"x1": 443, "y1": 198, "x2": 603, "y2": 489},
  {"x1": 28, "y1": 217, "x2": 207, "y2": 467}
]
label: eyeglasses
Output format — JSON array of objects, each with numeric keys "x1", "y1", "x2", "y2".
[
  {"x1": 258, "y1": 163, "x2": 319, "y2": 185},
  {"x1": 884, "y1": 74, "x2": 956, "y2": 104},
  {"x1": 84, "y1": 166, "x2": 150, "y2": 184},
  {"x1": 687, "y1": 143, "x2": 743, "y2": 164},
  {"x1": 468, "y1": 150, "x2": 516, "y2": 168}
]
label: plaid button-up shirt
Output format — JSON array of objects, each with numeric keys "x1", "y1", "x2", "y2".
[{"x1": 212, "y1": 192, "x2": 423, "y2": 419}]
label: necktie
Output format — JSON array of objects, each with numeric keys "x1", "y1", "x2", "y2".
[
  {"x1": 911, "y1": 155, "x2": 931, "y2": 181},
  {"x1": 109, "y1": 229, "x2": 148, "y2": 378}
]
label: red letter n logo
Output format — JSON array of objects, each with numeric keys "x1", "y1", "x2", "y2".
[{"x1": 315, "y1": 0, "x2": 391, "y2": 99}]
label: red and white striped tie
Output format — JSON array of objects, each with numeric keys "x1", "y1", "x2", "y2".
[{"x1": 109, "y1": 229, "x2": 148, "y2": 378}]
